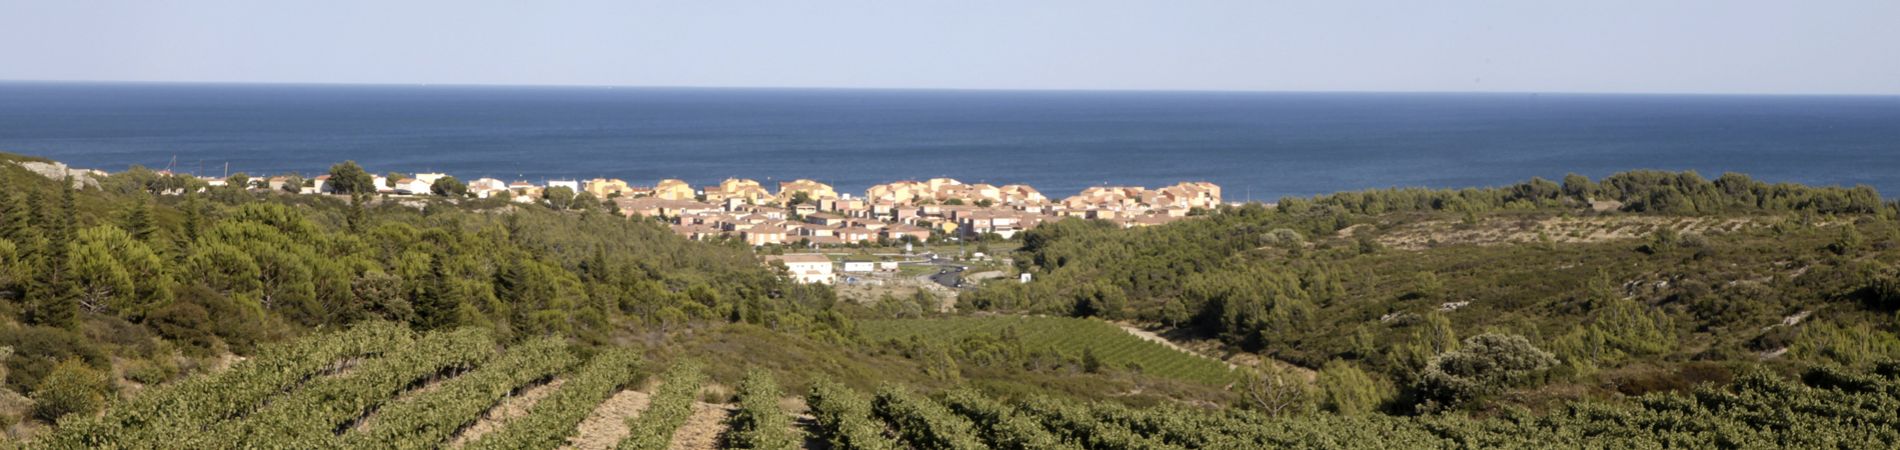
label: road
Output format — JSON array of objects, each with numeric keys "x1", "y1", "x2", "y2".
[{"x1": 928, "y1": 265, "x2": 966, "y2": 289}]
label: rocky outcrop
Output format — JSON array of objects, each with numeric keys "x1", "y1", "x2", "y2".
[{"x1": 13, "y1": 161, "x2": 103, "y2": 189}]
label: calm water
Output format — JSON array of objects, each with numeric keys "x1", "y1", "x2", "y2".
[{"x1": 2, "y1": 82, "x2": 1897, "y2": 200}]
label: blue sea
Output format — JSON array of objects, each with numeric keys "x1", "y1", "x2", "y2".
[{"x1": 2, "y1": 82, "x2": 1897, "y2": 200}]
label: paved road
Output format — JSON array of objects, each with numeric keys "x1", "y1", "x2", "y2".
[{"x1": 928, "y1": 264, "x2": 967, "y2": 289}]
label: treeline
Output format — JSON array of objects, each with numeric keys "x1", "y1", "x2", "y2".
[
  {"x1": 1280, "y1": 170, "x2": 1888, "y2": 217},
  {"x1": 0, "y1": 153, "x2": 844, "y2": 423}
]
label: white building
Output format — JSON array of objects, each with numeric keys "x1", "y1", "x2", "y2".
[
  {"x1": 396, "y1": 178, "x2": 432, "y2": 195},
  {"x1": 415, "y1": 172, "x2": 448, "y2": 186},
  {"x1": 469, "y1": 178, "x2": 509, "y2": 198},
  {"x1": 766, "y1": 253, "x2": 835, "y2": 284},
  {"x1": 842, "y1": 260, "x2": 875, "y2": 273},
  {"x1": 547, "y1": 180, "x2": 581, "y2": 192}
]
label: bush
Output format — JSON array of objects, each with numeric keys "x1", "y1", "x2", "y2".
[
  {"x1": 1414, "y1": 333, "x2": 1557, "y2": 411},
  {"x1": 32, "y1": 358, "x2": 111, "y2": 422},
  {"x1": 0, "y1": 325, "x2": 109, "y2": 391}
]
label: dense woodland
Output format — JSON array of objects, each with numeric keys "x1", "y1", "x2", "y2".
[{"x1": 3, "y1": 150, "x2": 1898, "y2": 447}]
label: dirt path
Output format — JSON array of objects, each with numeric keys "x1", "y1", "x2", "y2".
[
  {"x1": 1112, "y1": 322, "x2": 1237, "y2": 370},
  {"x1": 667, "y1": 402, "x2": 734, "y2": 450},
  {"x1": 448, "y1": 378, "x2": 566, "y2": 448},
  {"x1": 561, "y1": 389, "x2": 653, "y2": 450}
]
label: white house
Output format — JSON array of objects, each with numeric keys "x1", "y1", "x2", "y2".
[
  {"x1": 395, "y1": 178, "x2": 432, "y2": 195},
  {"x1": 469, "y1": 178, "x2": 509, "y2": 198},
  {"x1": 547, "y1": 180, "x2": 581, "y2": 192},
  {"x1": 842, "y1": 260, "x2": 875, "y2": 273},
  {"x1": 415, "y1": 172, "x2": 448, "y2": 186},
  {"x1": 766, "y1": 253, "x2": 835, "y2": 284}
]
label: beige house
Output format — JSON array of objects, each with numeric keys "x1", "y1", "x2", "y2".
[
  {"x1": 775, "y1": 179, "x2": 839, "y2": 204},
  {"x1": 743, "y1": 226, "x2": 788, "y2": 246},
  {"x1": 584, "y1": 178, "x2": 634, "y2": 198},
  {"x1": 704, "y1": 178, "x2": 773, "y2": 204},
  {"x1": 653, "y1": 179, "x2": 696, "y2": 200}
]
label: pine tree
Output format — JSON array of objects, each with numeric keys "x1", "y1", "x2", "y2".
[
  {"x1": 0, "y1": 187, "x2": 26, "y2": 242},
  {"x1": 412, "y1": 254, "x2": 461, "y2": 330},
  {"x1": 25, "y1": 180, "x2": 80, "y2": 328},
  {"x1": 347, "y1": 193, "x2": 367, "y2": 233},
  {"x1": 122, "y1": 197, "x2": 158, "y2": 242},
  {"x1": 180, "y1": 196, "x2": 205, "y2": 245}
]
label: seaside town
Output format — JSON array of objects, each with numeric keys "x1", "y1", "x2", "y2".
[{"x1": 20, "y1": 160, "x2": 1224, "y2": 249}]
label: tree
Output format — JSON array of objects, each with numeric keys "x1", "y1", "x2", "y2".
[
  {"x1": 279, "y1": 174, "x2": 304, "y2": 193},
  {"x1": 543, "y1": 186, "x2": 577, "y2": 210},
  {"x1": 1415, "y1": 333, "x2": 1558, "y2": 411},
  {"x1": 412, "y1": 254, "x2": 462, "y2": 330},
  {"x1": 385, "y1": 172, "x2": 406, "y2": 188},
  {"x1": 0, "y1": 184, "x2": 28, "y2": 242},
  {"x1": 122, "y1": 197, "x2": 158, "y2": 242},
  {"x1": 227, "y1": 172, "x2": 251, "y2": 189},
  {"x1": 1317, "y1": 360, "x2": 1391, "y2": 415},
  {"x1": 1561, "y1": 173, "x2": 1597, "y2": 200},
  {"x1": 26, "y1": 181, "x2": 80, "y2": 328},
  {"x1": 325, "y1": 161, "x2": 376, "y2": 194},
  {"x1": 430, "y1": 175, "x2": 467, "y2": 197},
  {"x1": 1243, "y1": 362, "x2": 1313, "y2": 417},
  {"x1": 68, "y1": 225, "x2": 170, "y2": 318},
  {"x1": 789, "y1": 191, "x2": 812, "y2": 206}
]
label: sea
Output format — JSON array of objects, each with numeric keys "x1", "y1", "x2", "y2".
[{"x1": 2, "y1": 81, "x2": 1897, "y2": 200}]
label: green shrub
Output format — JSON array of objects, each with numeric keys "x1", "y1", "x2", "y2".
[
  {"x1": 1414, "y1": 334, "x2": 1557, "y2": 411},
  {"x1": 32, "y1": 358, "x2": 111, "y2": 422}
]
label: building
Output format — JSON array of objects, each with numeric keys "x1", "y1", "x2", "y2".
[
  {"x1": 842, "y1": 259, "x2": 875, "y2": 273},
  {"x1": 743, "y1": 226, "x2": 788, "y2": 246},
  {"x1": 704, "y1": 178, "x2": 773, "y2": 204},
  {"x1": 395, "y1": 178, "x2": 432, "y2": 195},
  {"x1": 584, "y1": 178, "x2": 634, "y2": 198},
  {"x1": 775, "y1": 179, "x2": 839, "y2": 204},
  {"x1": 653, "y1": 179, "x2": 696, "y2": 200},
  {"x1": 765, "y1": 253, "x2": 834, "y2": 284},
  {"x1": 547, "y1": 180, "x2": 580, "y2": 192},
  {"x1": 415, "y1": 172, "x2": 448, "y2": 186},
  {"x1": 469, "y1": 178, "x2": 509, "y2": 198}
]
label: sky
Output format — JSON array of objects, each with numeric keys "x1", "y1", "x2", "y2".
[{"x1": 1, "y1": 0, "x2": 1896, "y2": 95}]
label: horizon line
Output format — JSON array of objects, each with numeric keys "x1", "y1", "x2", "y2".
[{"x1": 3, "y1": 78, "x2": 1896, "y2": 99}]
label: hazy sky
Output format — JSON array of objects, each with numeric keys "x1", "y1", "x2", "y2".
[{"x1": 2, "y1": 0, "x2": 1895, "y2": 94}]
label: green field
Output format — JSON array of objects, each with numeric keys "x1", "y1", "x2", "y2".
[{"x1": 860, "y1": 316, "x2": 1237, "y2": 385}]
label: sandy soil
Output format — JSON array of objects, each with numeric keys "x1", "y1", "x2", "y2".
[
  {"x1": 560, "y1": 389, "x2": 653, "y2": 450},
  {"x1": 448, "y1": 378, "x2": 566, "y2": 448},
  {"x1": 667, "y1": 402, "x2": 734, "y2": 450}
]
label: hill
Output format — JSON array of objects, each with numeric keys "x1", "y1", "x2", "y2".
[{"x1": 3, "y1": 152, "x2": 1898, "y2": 447}]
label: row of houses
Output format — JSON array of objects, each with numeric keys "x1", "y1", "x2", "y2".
[
  {"x1": 616, "y1": 179, "x2": 1217, "y2": 246},
  {"x1": 207, "y1": 166, "x2": 1221, "y2": 244}
]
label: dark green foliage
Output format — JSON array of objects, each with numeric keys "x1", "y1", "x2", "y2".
[
  {"x1": 430, "y1": 175, "x2": 467, "y2": 197},
  {"x1": 326, "y1": 161, "x2": 376, "y2": 194}
]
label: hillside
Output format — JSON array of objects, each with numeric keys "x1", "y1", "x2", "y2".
[
  {"x1": 967, "y1": 171, "x2": 1900, "y2": 413},
  {"x1": 3, "y1": 152, "x2": 1898, "y2": 447}
]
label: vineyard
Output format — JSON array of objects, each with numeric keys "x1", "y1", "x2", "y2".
[
  {"x1": 860, "y1": 317, "x2": 1237, "y2": 385},
  {"x1": 14, "y1": 321, "x2": 1899, "y2": 449}
]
